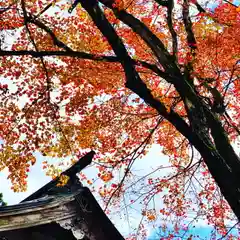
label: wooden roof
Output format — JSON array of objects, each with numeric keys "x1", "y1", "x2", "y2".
[
  {"x1": 21, "y1": 151, "x2": 95, "y2": 202},
  {"x1": 0, "y1": 151, "x2": 124, "y2": 240}
]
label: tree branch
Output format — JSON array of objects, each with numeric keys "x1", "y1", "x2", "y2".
[
  {"x1": 27, "y1": 16, "x2": 73, "y2": 51},
  {"x1": 0, "y1": 50, "x2": 168, "y2": 78},
  {"x1": 103, "y1": 4, "x2": 176, "y2": 73},
  {"x1": 193, "y1": 0, "x2": 205, "y2": 13},
  {"x1": 165, "y1": 0, "x2": 178, "y2": 58},
  {"x1": 83, "y1": 0, "x2": 240, "y2": 220},
  {"x1": 182, "y1": 0, "x2": 197, "y2": 50},
  {"x1": 0, "y1": 1, "x2": 17, "y2": 15}
]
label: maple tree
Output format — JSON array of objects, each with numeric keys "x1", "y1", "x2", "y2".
[{"x1": 0, "y1": 0, "x2": 239, "y2": 238}]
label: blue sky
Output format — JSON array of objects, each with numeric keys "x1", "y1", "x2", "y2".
[
  {"x1": 148, "y1": 225, "x2": 239, "y2": 240},
  {"x1": 148, "y1": 226, "x2": 215, "y2": 240},
  {"x1": 229, "y1": 0, "x2": 239, "y2": 6},
  {"x1": 207, "y1": 0, "x2": 239, "y2": 9}
]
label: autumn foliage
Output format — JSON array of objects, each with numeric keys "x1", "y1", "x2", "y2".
[{"x1": 0, "y1": 0, "x2": 240, "y2": 239}]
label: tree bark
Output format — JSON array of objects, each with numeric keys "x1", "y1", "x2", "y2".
[{"x1": 79, "y1": 0, "x2": 240, "y2": 221}]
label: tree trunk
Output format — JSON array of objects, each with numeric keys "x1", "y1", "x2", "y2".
[{"x1": 79, "y1": 0, "x2": 240, "y2": 221}]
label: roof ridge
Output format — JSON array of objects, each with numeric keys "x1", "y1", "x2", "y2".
[{"x1": 20, "y1": 151, "x2": 95, "y2": 202}]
